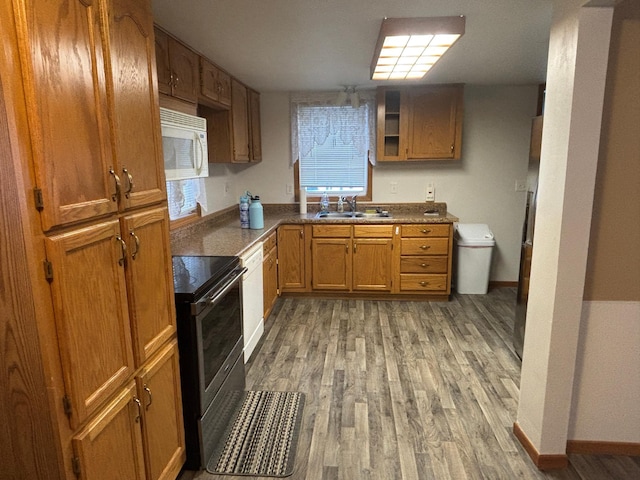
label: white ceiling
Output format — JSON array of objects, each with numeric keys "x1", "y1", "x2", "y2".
[{"x1": 151, "y1": 0, "x2": 553, "y2": 93}]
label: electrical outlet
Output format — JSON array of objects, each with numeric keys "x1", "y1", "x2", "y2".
[
  {"x1": 390, "y1": 182, "x2": 398, "y2": 194},
  {"x1": 426, "y1": 183, "x2": 435, "y2": 201},
  {"x1": 515, "y1": 180, "x2": 527, "y2": 192},
  {"x1": 286, "y1": 184, "x2": 294, "y2": 195}
]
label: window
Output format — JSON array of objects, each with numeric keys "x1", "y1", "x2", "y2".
[
  {"x1": 166, "y1": 178, "x2": 204, "y2": 227},
  {"x1": 291, "y1": 91, "x2": 375, "y2": 199}
]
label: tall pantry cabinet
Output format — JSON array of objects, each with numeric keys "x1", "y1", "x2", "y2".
[{"x1": 0, "y1": 0, "x2": 185, "y2": 479}]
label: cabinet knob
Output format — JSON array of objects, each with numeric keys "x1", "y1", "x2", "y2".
[
  {"x1": 450, "y1": 144, "x2": 454, "y2": 153},
  {"x1": 421, "y1": 229, "x2": 431, "y2": 234},
  {"x1": 420, "y1": 281, "x2": 428, "y2": 287},
  {"x1": 421, "y1": 263, "x2": 427, "y2": 268},
  {"x1": 420, "y1": 245, "x2": 430, "y2": 250}
]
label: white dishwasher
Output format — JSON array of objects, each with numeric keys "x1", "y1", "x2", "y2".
[{"x1": 240, "y1": 243, "x2": 264, "y2": 363}]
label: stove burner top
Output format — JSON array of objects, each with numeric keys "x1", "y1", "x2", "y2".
[{"x1": 172, "y1": 255, "x2": 240, "y2": 302}]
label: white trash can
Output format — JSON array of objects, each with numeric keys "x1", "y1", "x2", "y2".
[{"x1": 455, "y1": 223, "x2": 495, "y2": 294}]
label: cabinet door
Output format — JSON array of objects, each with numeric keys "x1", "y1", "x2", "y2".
[
  {"x1": 217, "y1": 69, "x2": 232, "y2": 107},
  {"x1": 407, "y1": 86, "x2": 462, "y2": 159},
  {"x1": 18, "y1": 0, "x2": 117, "y2": 230},
  {"x1": 167, "y1": 37, "x2": 198, "y2": 103},
  {"x1": 121, "y1": 207, "x2": 176, "y2": 366},
  {"x1": 137, "y1": 341, "x2": 185, "y2": 480},
  {"x1": 200, "y1": 57, "x2": 220, "y2": 104},
  {"x1": 352, "y1": 239, "x2": 393, "y2": 291},
  {"x1": 46, "y1": 220, "x2": 134, "y2": 428},
  {"x1": 73, "y1": 383, "x2": 146, "y2": 480},
  {"x1": 249, "y1": 89, "x2": 262, "y2": 162},
  {"x1": 153, "y1": 28, "x2": 172, "y2": 96},
  {"x1": 231, "y1": 78, "x2": 250, "y2": 161},
  {"x1": 105, "y1": 0, "x2": 166, "y2": 210},
  {"x1": 277, "y1": 225, "x2": 306, "y2": 291},
  {"x1": 263, "y1": 246, "x2": 278, "y2": 320},
  {"x1": 311, "y1": 238, "x2": 351, "y2": 291}
]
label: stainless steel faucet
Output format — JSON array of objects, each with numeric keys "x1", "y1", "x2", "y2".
[{"x1": 345, "y1": 195, "x2": 357, "y2": 213}]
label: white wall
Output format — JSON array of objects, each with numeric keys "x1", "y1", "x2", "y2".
[{"x1": 207, "y1": 85, "x2": 539, "y2": 282}]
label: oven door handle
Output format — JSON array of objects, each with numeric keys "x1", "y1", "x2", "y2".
[{"x1": 203, "y1": 266, "x2": 247, "y2": 307}]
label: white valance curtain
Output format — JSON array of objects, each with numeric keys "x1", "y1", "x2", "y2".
[{"x1": 290, "y1": 90, "x2": 377, "y2": 168}]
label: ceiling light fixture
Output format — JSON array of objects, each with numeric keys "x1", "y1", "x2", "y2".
[{"x1": 370, "y1": 16, "x2": 465, "y2": 81}]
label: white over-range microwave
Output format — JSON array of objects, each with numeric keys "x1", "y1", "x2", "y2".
[{"x1": 160, "y1": 107, "x2": 209, "y2": 181}]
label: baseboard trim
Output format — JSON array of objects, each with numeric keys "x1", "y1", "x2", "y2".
[
  {"x1": 489, "y1": 280, "x2": 518, "y2": 288},
  {"x1": 567, "y1": 440, "x2": 640, "y2": 456},
  {"x1": 513, "y1": 422, "x2": 569, "y2": 470}
]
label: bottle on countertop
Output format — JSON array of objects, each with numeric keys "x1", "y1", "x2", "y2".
[
  {"x1": 337, "y1": 196, "x2": 344, "y2": 213},
  {"x1": 320, "y1": 192, "x2": 329, "y2": 212},
  {"x1": 239, "y1": 193, "x2": 250, "y2": 228},
  {"x1": 249, "y1": 194, "x2": 264, "y2": 229}
]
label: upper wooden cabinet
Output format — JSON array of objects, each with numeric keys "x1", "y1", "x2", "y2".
[
  {"x1": 231, "y1": 79, "x2": 251, "y2": 161},
  {"x1": 105, "y1": 0, "x2": 166, "y2": 211},
  {"x1": 15, "y1": 0, "x2": 166, "y2": 231},
  {"x1": 377, "y1": 85, "x2": 464, "y2": 161},
  {"x1": 249, "y1": 88, "x2": 262, "y2": 161},
  {"x1": 154, "y1": 28, "x2": 198, "y2": 103},
  {"x1": 199, "y1": 57, "x2": 231, "y2": 107}
]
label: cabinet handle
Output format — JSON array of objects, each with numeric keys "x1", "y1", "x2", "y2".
[
  {"x1": 420, "y1": 245, "x2": 430, "y2": 250},
  {"x1": 109, "y1": 167, "x2": 121, "y2": 202},
  {"x1": 421, "y1": 229, "x2": 431, "y2": 234},
  {"x1": 420, "y1": 281, "x2": 428, "y2": 287},
  {"x1": 174, "y1": 74, "x2": 180, "y2": 86},
  {"x1": 115, "y1": 235, "x2": 127, "y2": 266},
  {"x1": 122, "y1": 167, "x2": 134, "y2": 198},
  {"x1": 133, "y1": 396, "x2": 142, "y2": 423},
  {"x1": 353, "y1": 242, "x2": 357, "y2": 253},
  {"x1": 130, "y1": 230, "x2": 140, "y2": 259},
  {"x1": 168, "y1": 71, "x2": 175, "y2": 87},
  {"x1": 300, "y1": 229, "x2": 303, "y2": 238},
  {"x1": 450, "y1": 144, "x2": 454, "y2": 153},
  {"x1": 346, "y1": 244, "x2": 349, "y2": 254},
  {"x1": 421, "y1": 263, "x2": 428, "y2": 268},
  {"x1": 143, "y1": 384, "x2": 152, "y2": 411}
]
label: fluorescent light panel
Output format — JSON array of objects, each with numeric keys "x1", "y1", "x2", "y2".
[{"x1": 371, "y1": 16, "x2": 465, "y2": 81}]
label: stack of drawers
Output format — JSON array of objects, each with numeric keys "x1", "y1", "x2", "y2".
[{"x1": 399, "y1": 224, "x2": 452, "y2": 293}]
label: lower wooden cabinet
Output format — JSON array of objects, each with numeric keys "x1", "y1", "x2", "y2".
[
  {"x1": 310, "y1": 224, "x2": 393, "y2": 292},
  {"x1": 72, "y1": 341, "x2": 185, "y2": 480},
  {"x1": 278, "y1": 225, "x2": 308, "y2": 291},
  {"x1": 263, "y1": 231, "x2": 278, "y2": 319},
  {"x1": 398, "y1": 224, "x2": 453, "y2": 295}
]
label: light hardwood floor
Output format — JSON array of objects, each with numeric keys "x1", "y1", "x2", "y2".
[{"x1": 180, "y1": 289, "x2": 640, "y2": 480}]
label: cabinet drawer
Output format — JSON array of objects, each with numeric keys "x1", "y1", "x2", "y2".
[
  {"x1": 401, "y1": 224, "x2": 450, "y2": 237},
  {"x1": 401, "y1": 238, "x2": 449, "y2": 256},
  {"x1": 353, "y1": 225, "x2": 393, "y2": 238},
  {"x1": 312, "y1": 225, "x2": 351, "y2": 237},
  {"x1": 400, "y1": 256, "x2": 448, "y2": 274},
  {"x1": 400, "y1": 274, "x2": 448, "y2": 292},
  {"x1": 263, "y1": 231, "x2": 277, "y2": 255}
]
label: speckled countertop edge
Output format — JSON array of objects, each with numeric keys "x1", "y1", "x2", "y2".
[{"x1": 170, "y1": 202, "x2": 458, "y2": 257}]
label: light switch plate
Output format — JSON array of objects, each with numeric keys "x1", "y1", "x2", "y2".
[{"x1": 426, "y1": 183, "x2": 435, "y2": 201}]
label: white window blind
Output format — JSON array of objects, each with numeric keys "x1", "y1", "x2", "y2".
[
  {"x1": 166, "y1": 178, "x2": 200, "y2": 220},
  {"x1": 298, "y1": 104, "x2": 369, "y2": 189}
]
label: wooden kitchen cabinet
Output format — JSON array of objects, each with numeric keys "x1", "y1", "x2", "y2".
[
  {"x1": 377, "y1": 85, "x2": 463, "y2": 161},
  {"x1": 231, "y1": 78, "x2": 250, "y2": 161},
  {"x1": 199, "y1": 57, "x2": 232, "y2": 107},
  {"x1": 105, "y1": 0, "x2": 167, "y2": 211},
  {"x1": 1, "y1": 0, "x2": 184, "y2": 477},
  {"x1": 249, "y1": 88, "x2": 262, "y2": 161},
  {"x1": 263, "y1": 231, "x2": 279, "y2": 320},
  {"x1": 278, "y1": 225, "x2": 309, "y2": 291},
  {"x1": 310, "y1": 224, "x2": 393, "y2": 292},
  {"x1": 73, "y1": 341, "x2": 185, "y2": 480},
  {"x1": 398, "y1": 224, "x2": 453, "y2": 295},
  {"x1": 154, "y1": 28, "x2": 199, "y2": 103}
]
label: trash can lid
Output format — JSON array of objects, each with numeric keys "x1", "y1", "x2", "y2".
[{"x1": 455, "y1": 223, "x2": 495, "y2": 246}]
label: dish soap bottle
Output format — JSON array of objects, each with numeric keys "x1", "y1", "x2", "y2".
[
  {"x1": 321, "y1": 192, "x2": 329, "y2": 212},
  {"x1": 337, "y1": 196, "x2": 344, "y2": 213}
]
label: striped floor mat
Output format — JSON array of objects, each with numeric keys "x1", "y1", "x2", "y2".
[{"x1": 206, "y1": 391, "x2": 305, "y2": 477}]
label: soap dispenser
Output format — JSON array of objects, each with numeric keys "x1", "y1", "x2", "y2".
[{"x1": 320, "y1": 192, "x2": 329, "y2": 212}]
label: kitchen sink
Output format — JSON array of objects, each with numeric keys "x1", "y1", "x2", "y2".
[{"x1": 315, "y1": 211, "x2": 392, "y2": 219}]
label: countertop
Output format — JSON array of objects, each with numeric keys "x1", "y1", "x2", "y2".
[{"x1": 170, "y1": 203, "x2": 458, "y2": 257}]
